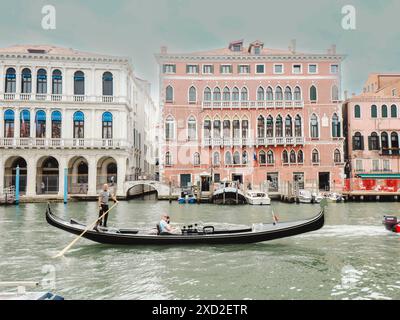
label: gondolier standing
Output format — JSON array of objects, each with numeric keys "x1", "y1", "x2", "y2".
[{"x1": 95, "y1": 184, "x2": 117, "y2": 230}]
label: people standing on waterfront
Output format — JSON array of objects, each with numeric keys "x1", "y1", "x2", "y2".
[{"x1": 95, "y1": 184, "x2": 117, "y2": 231}]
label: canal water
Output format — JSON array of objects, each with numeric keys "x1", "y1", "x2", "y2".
[{"x1": 1, "y1": 200, "x2": 399, "y2": 300}]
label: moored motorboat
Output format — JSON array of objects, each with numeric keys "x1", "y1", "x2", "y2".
[
  {"x1": 298, "y1": 190, "x2": 312, "y2": 203},
  {"x1": 324, "y1": 192, "x2": 344, "y2": 203},
  {"x1": 178, "y1": 188, "x2": 197, "y2": 204},
  {"x1": 245, "y1": 191, "x2": 271, "y2": 205},
  {"x1": 46, "y1": 203, "x2": 326, "y2": 245},
  {"x1": 212, "y1": 181, "x2": 246, "y2": 205},
  {"x1": 383, "y1": 216, "x2": 400, "y2": 233},
  {"x1": 312, "y1": 192, "x2": 324, "y2": 204}
]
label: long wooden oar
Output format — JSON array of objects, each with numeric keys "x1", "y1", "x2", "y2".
[{"x1": 53, "y1": 202, "x2": 119, "y2": 258}]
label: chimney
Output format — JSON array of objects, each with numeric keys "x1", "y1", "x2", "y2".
[
  {"x1": 331, "y1": 44, "x2": 337, "y2": 55},
  {"x1": 344, "y1": 90, "x2": 348, "y2": 100},
  {"x1": 290, "y1": 39, "x2": 296, "y2": 54},
  {"x1": 160, "y1": 46, "x2": 168, "y2": 54}
]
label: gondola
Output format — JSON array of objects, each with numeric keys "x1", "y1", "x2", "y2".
[{"x1": 45, "y1": 204, "x2": 326, "y2": 245}]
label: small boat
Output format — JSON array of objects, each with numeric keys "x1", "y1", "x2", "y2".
[
  {"x1": 324, "y1": 192, "x2": 344, "y2": 203},
  {"x1": 383, "y1": 216, "x2": 400, "y2": 233},
  {"x1": 298, "y1": 190, "x2": 312, "y2": 203},
  {"x1": 178, "y1": 188, "x2": 197, "y2": 204},
  {"x1": 245, "y1": 191, "x2": 271, "y2": 205},
  {"x1": 212, "y1": 181, "x2": 246, "y2": 205},
  {"x1": 0, "y1": 282, "x2": 64, "y2": 300},
  {"x1": 312, "y1": 192, "x2": 324, "y2": 204},
  {"x1": 45, "y1": 203, "x2": 326, "y2": 245}
]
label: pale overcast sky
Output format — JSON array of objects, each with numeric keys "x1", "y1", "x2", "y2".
[{"x1": 0, "y1": 0, "x2": 399, "y2": 101}]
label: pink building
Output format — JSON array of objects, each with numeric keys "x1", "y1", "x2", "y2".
[
  {"x1": 156, "y1": 40, "x2": 345, "y2": 194},
  {"x1": 343, "y1": 74, "x2": 400, "y2": 193}
]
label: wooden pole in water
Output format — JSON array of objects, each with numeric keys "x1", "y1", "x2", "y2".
[
  {"x1": 197, "y1": 181, "x2": 201, "y2": 205},
  {"x1": 169, "y1": 181, "x2": 172, "y2": 204},
  {"x1": 223, "y1": 184, "x2": 226, "y2": 205},
  {"x1": 236, "y1": 181, "x2": 239, "y2": 205}
]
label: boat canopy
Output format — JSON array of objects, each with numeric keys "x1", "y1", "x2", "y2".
[{"x1": 358, "y1": 174, "x2": 400, "y2": 180}]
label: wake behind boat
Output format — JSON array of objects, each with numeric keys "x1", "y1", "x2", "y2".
[{"x1": 45, "y1": 203, "x2": 326, "y2": 246}]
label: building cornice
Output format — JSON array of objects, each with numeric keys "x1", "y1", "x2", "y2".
[{"x1": 344, "y1": 96, "x2": 400, "y2": 104}]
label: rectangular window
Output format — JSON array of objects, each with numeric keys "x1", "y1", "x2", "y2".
[
  {"x1": 292, "y1": 64, "x2": 302, "y2": 74},
  {"x1": 355, "y1": 159, "x2": 363, "y2": 172},
  {"x1": 238, "y1": 65, "x2": 250, "y2": 74},
  {"x1": 232, "y1": 44, "x2": 242, "y2": 52},
  {"x1": 220, "y1": 65, "x2": 232, "y2": 74},
  {"x1": 203, "y1": 65, "x2": 214, "y2": 74},
  {"x1": 330, "y1": 64, "x2": 339, "y2": 74},
  {"x1": 308, "y1": 64, "x2": 318, "y2": 74},
  {"x1": 267, "y1": 173, "x2": 279, "y2": 192},
  {"x1": 254, "y1": 47, "x2": 261, "y2": 55},
  {"x1": 256, "y1": 64, "x2": 265, "y2": 74},
  {"x1": 214, "y1": 173, "x2": 221, "y2": 183},
  {"x1": 163, "y1": 64, "x2": 176, "y2": 74},
  {"x1": 274, "y1": 64, "x2": 284, "y2": 74},
  {"x1": 186, "y1": 64, "x2": 199, "y2": 74},
  {"x1": 383, "y1": 160, "x2": 391, "y2": 172},
  {"x1": 372, "y1": 160, "x2": 380, "y2": 172},
  {"x1": 392, "y1": 89, "x2": 397, "y2": 97}
]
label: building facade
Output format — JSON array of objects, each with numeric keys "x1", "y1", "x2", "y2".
[
  {"x1": 344, "y1": 74, "x2": 400, "y2": 190},
  {"x1": 0, "y1": 45, "x2": 157, "y2": 198},
  {"x1": 156, "y1": 40, "x2": 346, "y2": 193}
]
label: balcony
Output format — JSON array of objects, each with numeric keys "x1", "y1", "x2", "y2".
[
  {"x1": 0, "y1": 93, "x2": 125, "y2": 104},
  {"x1": 203, "y1": 137, "x2": 305, "y2": 147},
  {"x1": 0, "y1": 138, "x2": 131, "y2": 150},
  {"x1": 202, "y1": 100, "x2": 304, "y2": 110}
]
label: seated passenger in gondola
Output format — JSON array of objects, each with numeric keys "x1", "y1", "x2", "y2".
[{"x1": 158, "y1": 214, "x2": 178, "y2": 235}]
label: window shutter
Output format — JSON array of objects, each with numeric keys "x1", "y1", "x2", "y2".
[
  {"x1": 360, "y1": 136, "x2": 365, "y2": 150},
  {"x1": 352, "y1": 136, "x2": 357, "y2": 151},
  {"x1": 368, "y1": 136, "x2": 372, "y2": 150}
]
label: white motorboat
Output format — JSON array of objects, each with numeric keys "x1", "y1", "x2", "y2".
[
  {"x1": 298, "y1": 189, "x2": 312, "y2": 203},
  {"x1": 212, "y1": 181, "x2": 247, "y2": 205},
  {"x1": 324, "y1": 192, "x2": 344, "y2": 203},
  {"x1": 312, "y1": 192, "x2": 324, "y2": 204},
  {"x1": 245, "y1": 191, "x2": 271, "y2": 205}
]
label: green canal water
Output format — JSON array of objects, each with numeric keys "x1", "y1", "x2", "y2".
[{"x1": 1, "y1": 200, "x2": 400, "y2": 300}]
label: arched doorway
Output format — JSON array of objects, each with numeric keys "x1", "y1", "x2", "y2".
[
  {"x1": 37, "y1": 157, "x2": 59, "y2": 194},
  {"x1": 4, "y1": 157, "x2": 27, "y2": 193},
  {"x1": 68, "y1": 157, "x2": 88, "y2": 194},
  {"x1": 97, "y1": 157, "x2": 118, "y2": 192}
]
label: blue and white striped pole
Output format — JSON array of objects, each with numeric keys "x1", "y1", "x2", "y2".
[
  {"x1": 15, "y1": 166, "x2": 20, "y2": 205},
  {"x1": 64, "y1": 168, "x2": 68, "y2": 204}
]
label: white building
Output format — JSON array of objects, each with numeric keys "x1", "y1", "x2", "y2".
[{"x1": 0, "y1": 45, "x2": 157, "y2": 199}]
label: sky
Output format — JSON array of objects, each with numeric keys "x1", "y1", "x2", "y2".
[{"x1": 0, "y1": 0, "x2": 399, "y2": 102}]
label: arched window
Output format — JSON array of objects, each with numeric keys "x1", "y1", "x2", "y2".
[
  {"x1": 275, "y1": 115, "x2": 283, "y2": 137},
  {"x1": 332, "y1": 113, "x2": 341, "y2": 137},
  {"x1": 52, "y1": 70, "x2": 62, "y2": 95},
  {"x1": 282, "y1": 150, "x2": 289, "y2": 164},
  {"x1": 297, "y1": 150, "x2": 304, "y2": 164},
  {"x1": 188, "y1": 86, "x2": 197, "y2": 103},
  {"x1": 213, "y1": 152, "x2": 220, "y2": 166},
  {"x1": 275, "y1": 86, "x2": 283, "y2": 100},
  {"x1": 352, "y1": 132, "x2": 364, "y2": 150},
  {"x1": 35, "y1": 110, "x2": 46, "y2": 138},
  {"x1": 354, "y1": 105, "x2": 361, "y2": 118},
  {"x1": 369, "y1": 132, "x2": 380, "y2": 150},
  {"x1": 295, "y1": 115, "x2": 302, "y2": 137},
  {"x1": 285, "y1": 115, "x2": 293, "y2": 137},
  {"x1": 4, "y1": 109, "x2": 15, "y2": 138},
  {"x1": 233, "y1": 119, "x2": 240, "y2": 139},
  {"x1": 225, "y1": 151, "x2": 232, "y2": 165},
  {"x1": 391, "y1": 105, "x2": 397, "y2": 118},
  {"x1": 165, "y1": 116, "x2": 175, "y2": 140},
  {"x1": 37, "y1": 69, "x2": 47, "y2": 94},
  {"x1": 223, "y1": 119, "x2": 231, "y2": 139},
  {"x1": 381, "y1": 132, "x2": 389, "y2": 154},
  {"x1": 257, "y1": 116, "x2": 265, "y2": 138},
  {"x1": 223, "y1": 87, "x2": 230, "y2": 101},
  {"x1": 188, "y1": 116, "x2": 197, "y2": 141},
  {"x1": 233, "y1": 151, "x2": 241, "y2": 165},
  {"x1": 20, "y1": 109, "x2": 30, "y2": 138},
  {"x1": 166, "y1": 85, "x2": 173, "y2": 103},
  {"x1": 266, "y1": 115, "x2": 273, "y2": 137},
  {"x1": 294, "y1": 86, "x2": 301, "y2": 101},
  {"x1": 102, "y1": 72, "x2": 113, "y2": 96},
  {"x1": 203, "y1": 118, "x2": 211, "y2": 139},
  {"x1": 310, "y1": 114, "x2": 319, "y2": 138},
  {"x1": 241, "y1": 87, "x2": 248, "y2": 101},
  {"x1": 391, "y1": 132, "x2": 399, "y2": 155},
  {"x1": 267, "y1": 150, "x2": 274, "y2": 164},
  {"x1": 257, "y1": 87, "x2": 265, "y2": 101},
  {"x1": 232, "y1": 87, "x2": 240, "y2": 101},
  {"x1": 5, "y1": 68, "x2": 16, "y2": 93},
  {"x1": 312, "y1": 149, "x2": 320, "y2": 163},
  {"x1": 242, "y1": 119, "x2": 249, "y2": 139},
  {"x1": 51, "y1": 111, "x2": 62, "y2": 139},
  {"x1": 382, "y1": 105, "x2": 388, "y2": 118},
  {"x1": 242, "y1": 151, "x2": 248, "y2": 164},
  {"x1": 193, "y1": 153, "x2": 200, "y2": 166},
  {"x1": 102, "y1": 112, "x2": 113, "y2": 139},
  {"x1": 213, "y1": 119, "x2": 221, "y2": 138},
  {"x1": 310, "y1": 85, "x2": 317, "y2": 102},
  {"x1": 284, "y1": 87, "x2": 292, "y2": 100},
  {"x1": 73, "y1": 111, "x2": 84, "y2": 139},
  {"x1": 259, "y1": 151, "x2": 266, "y2": 165},
  {"x1": 266, "y1": 87, "x2": 273, "y2": 100},
  {"x1": 371, "y1": 105, "x2": 378, "y2": 118},
  {"x1": 290, "y1": 150, "x2": 296, "y2": 163},
  {"x1": 21, "y1": 68, "x2": 32, "y2": 94},
  {"x1": 331, "y1": 85, "x2": 339, "y2": 101},
  {"x1": 204, "y1": 87, "x2": 211, "y2": 101},
  {"x1": 165, "y1": 152, "x2": 172, "y2": 166},
  {"x1": 213, "y1": 87, "x2": 221, "y2": 101},
  {"x1": 74, "y1": 71, "x2": 85, "y2": 95},
  {"x1": 334, "y1": 149, "x2": 342, "y2": 163}
]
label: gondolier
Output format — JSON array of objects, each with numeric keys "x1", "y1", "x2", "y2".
[{"x1": 95, "y1": 184, "x2": 117, "y2": 230}]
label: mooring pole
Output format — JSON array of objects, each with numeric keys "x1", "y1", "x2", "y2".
[
  {"x1": 169, "y1": 181, "x2": 172, "y2": 204},
  {"x1": 63, "y1": 168, "x2": 68, "y2": 204},
  {"x1": 15, "y1": 166, "x2": 20, "y2": 205},
  {"x1": 236, "y1": 181, "x2": 239, "y2": 205}
]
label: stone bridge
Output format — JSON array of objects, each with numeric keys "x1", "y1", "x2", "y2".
[{"x1": 123, "y1": 180, "x2": 174, "y2": 198}]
